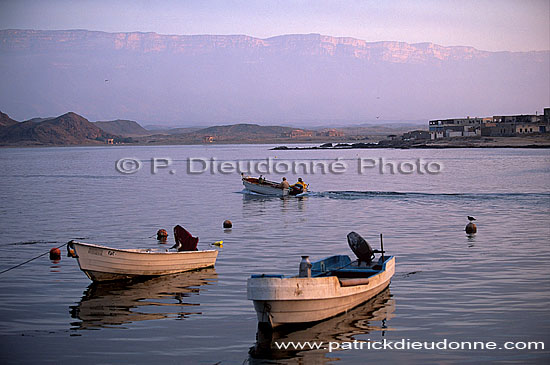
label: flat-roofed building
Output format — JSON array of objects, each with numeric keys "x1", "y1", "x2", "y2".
[{"x1": 429, "y1": 117, "x2": 489, "y2": 139}]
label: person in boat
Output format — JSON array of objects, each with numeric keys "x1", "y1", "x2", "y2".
[
  {"x1": 279, "y1": 177, "x2": 290, "y2": 189},
  {"x1": 291, "y1": 178, "x2": 307, "y2": 192},
  {"x1": 258, "y1": 175, "x2": 264, "y2": 183}
]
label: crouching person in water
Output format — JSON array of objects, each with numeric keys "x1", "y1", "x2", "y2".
[{"x1": 291, "y1": 177, "x2": 307, "y2": 194}]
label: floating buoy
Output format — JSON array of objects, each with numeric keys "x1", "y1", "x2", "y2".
[
  {"x1": 49, "y1": 247, "x2": 61, "y2": 260},
  {"x1": 223, "y1": 220, "x2": 232, "y2": 229},
  {"x1": 157, "y1": 229, "x2": 168, "y2": 242},
  {"x1": 212, "y1": 240, "x2": 223, "y2": 247},
  {"x1": 465, "y1": 222, "x2": 477, "y2": 234}
]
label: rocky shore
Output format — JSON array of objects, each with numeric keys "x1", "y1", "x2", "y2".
[{"x1": 272, "y1": 136, "x2": 550, "y2": 150}]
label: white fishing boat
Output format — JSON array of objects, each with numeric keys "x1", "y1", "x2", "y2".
[
  {"x1": 247, "y1": 232, "x2": 395, "y2": 327},
  {"x1": 68, "y1": 241, "x2": 218, "y2": 282},
  {"x1": 242, "y1": 176, "x2": 306, "y2": 197}
]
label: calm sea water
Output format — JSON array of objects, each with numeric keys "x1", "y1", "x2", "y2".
[{"x1": 0, "y1": 145, "x2": 549, "y2": 364}]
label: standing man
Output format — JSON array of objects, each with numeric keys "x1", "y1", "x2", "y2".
[{"x1": 279, "y1": 177, "x2": 290, "y2": 189}]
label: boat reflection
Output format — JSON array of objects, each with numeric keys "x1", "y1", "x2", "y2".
[
  {"x1": 242, "y1": 193, "x2": 308, "y2": 215},
  {"x1": 249, "y1": 287, "x2": 394, "y2": 363},
  {"x1": 70, "y1": 268, "x2": 217, "y2": 329}
]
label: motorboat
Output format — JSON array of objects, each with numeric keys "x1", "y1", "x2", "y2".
[{"x1": 247, "y1": 232, "x2": 395, "y2": 327}]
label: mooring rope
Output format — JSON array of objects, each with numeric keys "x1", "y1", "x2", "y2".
[{"x1": 0, "y1": 242, "x2": 68, "y2": 277}]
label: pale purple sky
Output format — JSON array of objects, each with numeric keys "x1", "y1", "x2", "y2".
[{"x1": 0, "y1": 0, "x2": 549, "y2": 52}]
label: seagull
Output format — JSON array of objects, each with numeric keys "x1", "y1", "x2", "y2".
[{"x1": 467, "y1": 216, "x2": 476, "y2": 222}]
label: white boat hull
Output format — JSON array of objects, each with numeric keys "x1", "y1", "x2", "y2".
[
  {"x1": 71, "y1": 241, "x2": 218, "y2": 282},
  {"x1": 243, "y1": 179, "x2": 289, "y2": 196},
  {"x1": 247, "y1": 257, "x2": 395, "y2": 327}
]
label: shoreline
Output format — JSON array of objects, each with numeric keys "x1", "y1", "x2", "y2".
[
  {"x1": 272, "y1": 136, "x2": 550, "y2": 150},
  {"x1": 2, "y1": 136, "x2": 550, "y2": 149}
]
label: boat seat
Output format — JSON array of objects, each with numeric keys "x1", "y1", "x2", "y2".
[
  {"x1": 335, "y1": 268, "x2": 379, "y2": 274},
  {"x1": 332, "y1": 268, "x2": 380, "y2": 279},
  {"x1": 251, "y1": 274, "x2": 285, "y2": 279}
]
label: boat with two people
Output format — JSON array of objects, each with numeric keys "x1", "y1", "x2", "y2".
[
  {"x1": 242, "y1": 174, "x2": 308, "y2": 197},
  {"x1": 247, "y1": 231, "x2": 395, "y2": 328}
]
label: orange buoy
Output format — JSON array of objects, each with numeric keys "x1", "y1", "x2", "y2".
[
  {"x1": 465, "y1": 222, "x2": 477, "y2": 234},
  {"x1": 49, "y1": 247, "x2": 61, "y2": 260},
  {"x1": 157, "y1": 229, "x2": 168, "y2": 242},
  {"x1": 223, "y1": 220, "x2": 232, "y2": 229}
]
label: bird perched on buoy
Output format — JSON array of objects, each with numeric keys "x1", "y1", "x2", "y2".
[{"x1": 465, "y1": 216, "x2": 477, "y2": 234}]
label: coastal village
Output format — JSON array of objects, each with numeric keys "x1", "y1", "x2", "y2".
[{"x1": 428, "y1": 108, "x2": 550, "y2": 140}]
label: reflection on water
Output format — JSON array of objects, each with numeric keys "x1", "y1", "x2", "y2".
[
  {"x1": 241, "y1": 193, "x2": 308, "y2": 213},
  {"x1": 70, "y1": 269, "x2": 218, "y2": 329},
  {"x1": 249, "y1": 288, "x2": 395, "y2": 363}
]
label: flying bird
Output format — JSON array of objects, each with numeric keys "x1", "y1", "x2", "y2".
[{"x1": 467, "y1": 216, "x2": 476, "y2": 222}]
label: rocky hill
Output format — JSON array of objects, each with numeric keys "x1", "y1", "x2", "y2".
[
  {"x1": 0, "y1": 112, "x2": 118, "y2": 145},
  {"x1": 1, "y1": 30, "x2": 547, "y2": 125},
  {"x1": 193, "y1": 124, "x2": 297, "y2": 137},
  {"x1": 0, "y1": 111, "x2": 18, "y2": 127},
  {"x1": 94, "y1": 119, "x2": 152, "y2": 137}
]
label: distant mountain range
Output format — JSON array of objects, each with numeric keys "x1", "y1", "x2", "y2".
[
  {"x1": 1, "y1": 110, "x2": 417, "y2": 146},
  {"x1": 1, "y1": 29, "x2": 548, "y2": 125}
]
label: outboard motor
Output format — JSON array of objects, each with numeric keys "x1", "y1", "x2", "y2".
[
  {"x1": 347, "y1": 231, "x2": 375, "y2": 265},
  {"x1": 172, "y1": 225, "x2": 199, "y2": 251}
]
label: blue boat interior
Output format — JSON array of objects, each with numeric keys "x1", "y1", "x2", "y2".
[
  {"x1": 312, "y1": 255, "x2": 390, "y2": 278},
  {"x1": 250, "y1": 255, "x2": 392, "y2": 279}
]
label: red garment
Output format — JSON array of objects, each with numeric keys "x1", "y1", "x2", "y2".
[{"x1": 172, "y1": 225, "x2": 199, "y2": 251}]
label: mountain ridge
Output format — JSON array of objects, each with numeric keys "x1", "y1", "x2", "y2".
[
  {"x1": 3, "y1": 29, "x2": 546, "y2": 62},
  {"x1": 1, "y1": 29, "x2": 548, "y2": 125}
]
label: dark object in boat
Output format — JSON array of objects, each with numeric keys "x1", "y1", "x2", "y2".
[
  {"x1": 347, "y1": 231, "x2": 375, "y2": 264},
  {"x1": 289, "y1": 185, "x2": 303, "y2": 195},
  {"x1": 171, "y1": 225, "x2": 199, "y2": 251}
]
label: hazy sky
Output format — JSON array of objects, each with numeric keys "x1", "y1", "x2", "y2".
[{"x1": 1, "y1": 0, "x2": 548, "y2": 52}]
